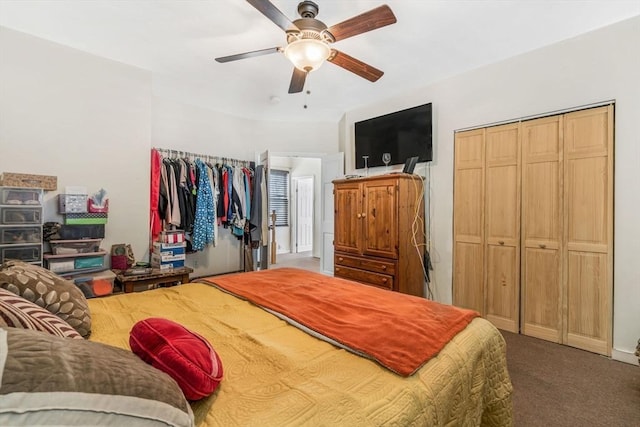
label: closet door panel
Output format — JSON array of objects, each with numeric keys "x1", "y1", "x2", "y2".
[
  {"x1": 486, "y1": 165, "x2": 518, "y2": 245},
  {"x1": 486, "y1": 244, "x2": 518, "y2": 332},
  {"x1": 566, "y1": 156, "x2": 608, "y2": 251},
  {"x1": 484, "y1": 123, "x2": 519, "y2": 331},
  {"x1": 454, "y1": 169, "x2": 484, "y2": 240},
  {"x1": 521, "y1": 116, "x2": 562, "y2": 342},
  {"x1": 563, "y1": 105, "x2": 612, "y2": 356},
  {"x1": 566, "y1": 251, "x2": 609, "y2": 354},
  {"x1": 453, "y1": 129, "x2": 485, "y2": 313},
  {"x1": 522, "y1": 248, "x2": 561, "y2": 342},
  {"x1": 453, "y1": 242, "x2": 484, "y2": 313}
]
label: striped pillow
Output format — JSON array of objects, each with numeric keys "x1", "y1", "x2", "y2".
[{"x1": 0, "y1": 287, "x2": 82, "y2": 339}]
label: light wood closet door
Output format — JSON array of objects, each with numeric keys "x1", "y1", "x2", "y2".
[
  {"x1": 484, "y1": 123, "x2": 520, "y2": 332},
  {"x1": 564, "y1": 105, "x2": 613, "y2": 355},
  {"x1": 453, "y1": 129, "x2": 485, "y2": 314},
  {"x1": 521, "y1": 115, "x2": 563, "y2": 343}
]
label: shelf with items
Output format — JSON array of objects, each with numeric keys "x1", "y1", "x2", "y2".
[{"x1": 0, "y1": 187, "x2": 44, "y2": 266}]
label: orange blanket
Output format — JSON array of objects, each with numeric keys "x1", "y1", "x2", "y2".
[{"x1": 203, "y1": 268, "x2": 479, "y2": 376}]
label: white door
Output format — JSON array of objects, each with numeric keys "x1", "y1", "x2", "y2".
[
  {"x1": 294, "y1": 176, "x2": 314, "y2": 253},
  {"x1": 321, "y1": 152, "x2": 344, "y2": 274}
]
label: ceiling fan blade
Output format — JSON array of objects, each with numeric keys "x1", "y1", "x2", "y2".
[
  {"x1": 327, "y1": 5, "x2": 397, "y2": 42},
  {"x1": 215, "y1": 47, "x2": 280, "y2": 63},
  {"x1": 246, "y1": 0, "x2": 298, "y2": 32},
  {"x1": 288, "y1": 68, "x2": 307, "y2": 93},
  {"x1": 328, "y1": 50, "x2": 384, "y2": 82}
]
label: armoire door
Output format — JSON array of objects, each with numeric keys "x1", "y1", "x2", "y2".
[
  {"x1": 333, "y1": 182, "x2": 362, "y2": 255},
  {"x1": 361, "y1": 179, "x2": 398, "y2": 259},
  {"x1": 563, "y1": 105, "x2": 613, "y2": 355},
  {"x1": 521, "y1": 115, "x2": 563, "y2": 343},
  {"x1": 484, "y1": 123, "x2": 520, "y2": 332},
  {"x1": 453, "y1": 129, "x2": 485, "y2": 314}
]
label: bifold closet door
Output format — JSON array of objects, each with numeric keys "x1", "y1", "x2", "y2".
[
  {"x1": 453, "y1": 129, "x2": 485, "y2": 314},
  {"x1": 484, "y1": 124, "x2": 520, "y2": 332},
  {"x1": 563, "y1": 105, "x2": 613, "y2": 356},
  {"x1": 521, "y1": 115, "x2": 563, "y2": 343}
]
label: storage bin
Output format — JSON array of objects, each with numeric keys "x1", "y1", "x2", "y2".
[
  {"x1": 0, "y1": 188, "x2": 42, "y2": 206},
  {"x1": 48, "y1": 258, "x2": 75, "y2": 273},
  {"x1": 0, "y1": 207, "x2": 41, "y2": 225},
  {"x1": 50, "y1": 239, "x2": 101, "y2": 255},
  {"x1": 65, "y1": 213, "x2": 107, "y2": 225},
  {"x1": 151, "y1": 252, "x2": 186, "y2": 263},
  {"x1": 57, "y1": 224, "x2": 105, "y2": 240},
  {"x1": 0, "y1": 172, "x2": 57, "y2": 191},
  {"x1": 152, "y1": 241, "x2": 186, "y2": 257},
  {"x1": 0, "y1": 244, "x2": 42, "y2": 263},
  {"x1": 73, "y1": 269, "x2": 116, "y2": 298},
  {"x1": 0, "y1": 226, "x2": 42, "y2": 244},
  {"x1": 153, "y1": 260, "x2": 185, "y2": 270},
  {"x1": 74, "y1": 256, "x2": 104, "y2": 270},
  {"x1": 58, "y1": 194, "x2": 88, "y2": 214}
]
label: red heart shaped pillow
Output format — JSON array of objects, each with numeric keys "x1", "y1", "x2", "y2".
[{"x1": 130, "y1": 317, "x2": 223, "y2": 400}]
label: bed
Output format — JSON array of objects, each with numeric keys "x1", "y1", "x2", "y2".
[{"x1": 0, "y1": 265, "x2": 513, "y2": 426}]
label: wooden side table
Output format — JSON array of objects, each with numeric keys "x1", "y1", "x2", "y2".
[{"x1": 114, "y1": 267, "x2": 193, "y2": 293}]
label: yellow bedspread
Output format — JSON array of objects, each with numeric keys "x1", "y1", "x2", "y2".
[{"x1": 89, "y1": 282, "x2": 513, "y2": 427}]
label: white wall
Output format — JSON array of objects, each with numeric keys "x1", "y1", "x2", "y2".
[
  {"x1": 342, "y1": 16, "x2": 640, "y2": 362},
  {"x1": 0, "y1": 26, "x2": 152, "y2": 264},
  {"x1": 0, "y1": 26, "x2": 339, "y2": 279}
]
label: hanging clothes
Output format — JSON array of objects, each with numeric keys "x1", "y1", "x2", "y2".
[
  {"x1": 150, "y1": 149, "x2": 163, "y2": 242},
  {"x1": 192, "y1": 159, "x2": 215, "y2": 251},
  {"x1": 250, "y1": 165, "x2": 267, "y2": 245}
]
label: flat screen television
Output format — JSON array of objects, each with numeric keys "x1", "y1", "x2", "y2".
[{"x1": 354, "y1": 103, "x2": 432, "y2": 169}]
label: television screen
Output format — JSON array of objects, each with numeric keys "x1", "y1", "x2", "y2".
[{"x1": 354, "y1": 103, "x2": 432, "y2": 169}]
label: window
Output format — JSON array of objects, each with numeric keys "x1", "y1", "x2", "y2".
[{"x1": 269, "y1": 169, "x2": 289, "y2": 227}]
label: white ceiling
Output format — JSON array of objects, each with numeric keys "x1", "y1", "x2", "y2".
[{"x1": 1, "y1": 0, "x2": 639, "y2": 123}]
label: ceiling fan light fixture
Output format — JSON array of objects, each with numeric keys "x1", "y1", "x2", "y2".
[{"x1": 284, "y1": 38, "x2": 331, "y2": 73}]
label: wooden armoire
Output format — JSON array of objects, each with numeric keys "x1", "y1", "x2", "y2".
[
  {"x1": 453, "y1": 104, "x2": 613, "y2": 356},
  {"x1": 333, "y1": 174, "x2": 425, "y2": 297}
]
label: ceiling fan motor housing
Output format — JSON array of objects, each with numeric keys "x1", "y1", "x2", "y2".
[{"x1": 297, "y1": 1, "x2": 319, "y2": 19}]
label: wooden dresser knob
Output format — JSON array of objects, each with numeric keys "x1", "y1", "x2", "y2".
[
  {"x1": 357, "y1": 213, "x2": 362, "y2": 219},
  {"x1": 498, "y1": 241, "x2": 505, "y2": 245},
  {"x1": 382, "y1": 278, "x2": 387, "y2": 283},
  {"x1": 539, "y1": 244, "x2": 547, "y2": 249},
  {"x1": 361, "y1": 212, "x2": 366, "y2": 218},
  {"x1": 381, "y1": 265, "x2": 387, "y2": 270},
  {"x1": 338, "y1": 257, "x2": 344, "y2": 262}
]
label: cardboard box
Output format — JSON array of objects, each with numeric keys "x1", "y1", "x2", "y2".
[
  {"x1": 151, "y1": 252, "x2": 186, "y2": 263},
  {"x1": 0, "y1": 172, "x2": 57, "y2": 191}
]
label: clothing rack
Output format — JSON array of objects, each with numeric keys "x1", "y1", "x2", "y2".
[
  {"x1": 153, "y1": 147, "x2": 252, "y2": 167},
  {"x1": 151, "y1": 147, "x2": 256, "y2": 273}
]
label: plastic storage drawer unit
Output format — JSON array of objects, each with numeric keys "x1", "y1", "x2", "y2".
[
  {"x1": 0, "y1": 207, "x2": 42, "y2": 225},
  {"x1": 0, "y1": 244, "x2": 42, "y2": 263},
  {"x1": 0, "y1": 226, "x2": 42, "y2": 244},
  {"x1": 0, "y1": 188, "x2": 42, "y2": 205},
  {"x1": 50, "y1": 239, "x2": 101, "y2": 255}
]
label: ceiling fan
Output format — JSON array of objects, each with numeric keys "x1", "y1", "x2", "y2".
[{"x1": 215, "y1": 0, "x2": 397, "y2": 93}]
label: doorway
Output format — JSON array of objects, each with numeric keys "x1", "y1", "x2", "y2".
[{"x1": 292, "y1": 176, "x2": 314, "y2": 253}]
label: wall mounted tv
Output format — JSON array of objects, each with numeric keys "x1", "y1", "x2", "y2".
[{"x1": 354, "y1": 103, "x2": 432, "y2": 169}]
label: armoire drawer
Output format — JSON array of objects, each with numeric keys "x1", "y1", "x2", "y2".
[
  {"x1": 334, "y1": 253, "x2": 396, "y2": 275},
  {"x1": 334, "y1": 265, "x2": 394, "y2": 291}
]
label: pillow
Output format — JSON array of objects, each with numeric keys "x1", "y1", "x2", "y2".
[
  {"x1": 0, "y1": 260, "x2": 91, "y2": 337},
  {"x1": 0, "y1": 287, "x2": 82, "y2": 339},
  {"x1": 130, "y1": 317, "x2": 223, "y2": 400},
  {"x1": 0, "y1": 327, "x2": 194, "y2": 427}
]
